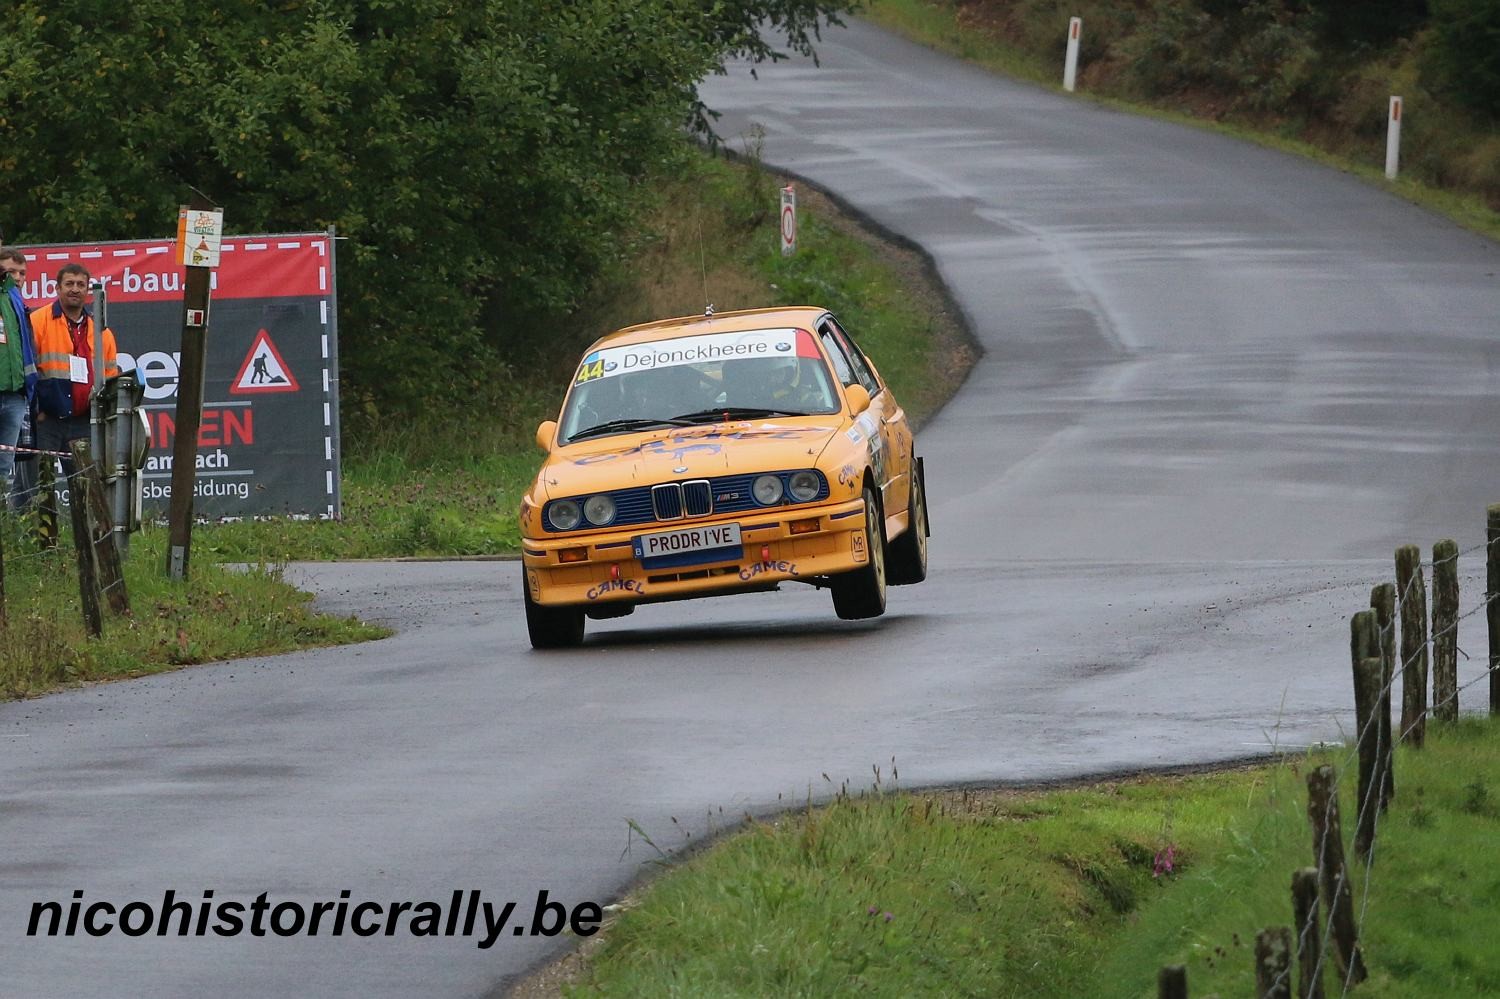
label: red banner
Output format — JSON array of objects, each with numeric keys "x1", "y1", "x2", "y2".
[{"x1": 16, "y1": 234, "x2": 330, "y2": 304}]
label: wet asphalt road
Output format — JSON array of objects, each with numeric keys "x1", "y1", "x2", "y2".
[{"x1": 5, "y1": 18, "x2": 1500, "y2": 998}]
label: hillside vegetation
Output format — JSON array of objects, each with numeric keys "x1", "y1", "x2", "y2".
[{"x1": 870, "y1": 0, "x2": 1500, "y2": 232}]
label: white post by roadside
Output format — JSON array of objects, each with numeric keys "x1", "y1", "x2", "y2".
[
  {"x1": 780, "y1": 185, "x2": 797, "y2": 257},
  {"x1": 1063, "y1": 17, "x2": 1082, "y2": 93},
  {"x1": 1385, "y1": 96, "x2": 1402, "y2": 180}
]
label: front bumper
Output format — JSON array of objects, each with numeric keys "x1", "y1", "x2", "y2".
[{"x1": 521, "y1": 497, "x2": 868, "y2": 607}]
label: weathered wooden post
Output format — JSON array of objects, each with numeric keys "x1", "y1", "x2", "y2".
[
  {"x1": 1488, "y1": 504, "x2": 1500, "y2": 715},
  {"x1": 165, "y1": 194, "x2": 222, "y2": 581},
  {"x1": 1157, "y1": 964, "x2": 1187, "y2": 999},
  {"x1": 70, "y1": 441, "x2": 128, "y2": 617},
  {"x1": 1432, "y1": 539, "x2": 1459, "y2": 722},
  {"x1": 1292, "y1": 868, "x2": 1325, "y2": 999},
  {"x1": 1255, "y1": 927, "x2": 1293, "y2": 999},
  {"x1": 1395, "y1": 544, "x2": 1428, "y2": 746},
  {"x1": 1370, "y1": 582, "x2": 1396, "y2": 808},
  {"x1": 66, "y1": 468, "x2": 102, "y2": 638},
  {"x1": 1349, "y1": 611, "x2": 1383, "y2": 861},
  {"x1": 37, "y1": 456, "x2": 58, "y2": 550},
  {"x1": 1306, "y1": 766, "x2": 1367, "y2": 985}
]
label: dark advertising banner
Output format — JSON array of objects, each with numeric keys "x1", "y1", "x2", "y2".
[{"x1": 16, "y1": 233, "x2": 341, "y2": 519}]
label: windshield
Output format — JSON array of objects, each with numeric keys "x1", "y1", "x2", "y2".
[{"x1": 559, "y1": 327, "x2": 840, "y2": 442}]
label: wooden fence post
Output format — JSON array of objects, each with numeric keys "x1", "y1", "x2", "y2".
[
  {"x1": 1370, "y1": 582, "x2": 1396, "y2": 808},
  {"x1": 37, "y1": 456, "x2": 58, "y2": 550},
  {"x1": 66, "y1": 465, "x2": 102, "y2": 638},
  {"x1": 1395, "y1": 544, "x2": 1428, "y2": 746},
  {"x1": 1292, "y1": 868, "x2": 1325, "y2": 999},
  {"x1": 1349, "y1": 611, "x2": 1383, "y2": 861},
  {"x1": 1157, "y1": 964, "x2": 1187, "y2": 999},
  {"x1": 69, "y1": 441, "x2": 128, "y2": 617},
  {"x1": 1255, "y1": 927, "x2": 1293, "y2": 999},
  {"x1": 1432, "y1": 539, "x2": 1458, "y2": 722},
  {"x1": 1306, "y1": 765, "x2": 1367, "y2": 985},
  {"x1": 1487, "y1": 504, "x2": 1500, "y2": 716}
]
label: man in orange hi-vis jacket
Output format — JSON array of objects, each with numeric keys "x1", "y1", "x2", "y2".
[{"x1": 30, "y1": 262, "x2": 120, "y2": 475}]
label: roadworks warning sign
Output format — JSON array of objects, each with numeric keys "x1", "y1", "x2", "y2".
[{"x1": 231, "y1": 329, "x2": 300, "y2": 394}]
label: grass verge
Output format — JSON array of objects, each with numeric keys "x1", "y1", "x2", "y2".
[
  {"x1": 194, "y1": 143, "x2": 975, "y2": 561},
  {"x1": 863, "y1": 0, "x2": 1500, "y2": 244},
  {"x1": 0, "y1": 516, "x2": 385, "y2": 700},
  {"x1": 541, "y1": 718, "x2": 1500, "y2": 996}
]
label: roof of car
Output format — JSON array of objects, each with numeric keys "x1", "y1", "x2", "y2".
[{"x1": 592, "y1": 306, "x2": 829, "y2": 350}]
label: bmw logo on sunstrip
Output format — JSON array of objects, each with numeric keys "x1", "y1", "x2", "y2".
[
  {"x1": 776, "y1": 342, "x2": 791, "y2": 351},
  {"x1": 604, "y1": 361, "x2": 617, "y2": 371}
]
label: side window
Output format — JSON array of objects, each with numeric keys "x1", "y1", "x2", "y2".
[
  {"x1": 817, "y1": 323, "x2": 857, "y2": 387},
  {"x1": 825, "y1": 318, "x2": 880, "y2": 395}
]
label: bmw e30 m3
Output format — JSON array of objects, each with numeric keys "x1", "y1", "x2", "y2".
[{"x1": 519, "y1": 306, "x2": 929, "y2": 648}]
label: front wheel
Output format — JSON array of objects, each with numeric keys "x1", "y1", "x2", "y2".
[
  {"x1": 831, "y1": 486, "x2": 887, "y2": 620},
  {"x1": 524, "y1": 572, "x2": 585, "y2": 649}
]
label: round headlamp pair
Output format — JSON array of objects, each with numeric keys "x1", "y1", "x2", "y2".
[
  {"x1": 752, "y1": 470, "x2": 821, "y2": 506},
  {"x1": 550, "y1": 495, "x2": 616, "y2": 530}
]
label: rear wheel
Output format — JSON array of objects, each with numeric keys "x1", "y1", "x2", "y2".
[
  {"x1": 831, "y1": 486, "x2": 887, "y2": 620},
  {"x1": 524, "y1": 574, "x2": 585, "y2": 649},
  {"x1": 887, "y1": 458, "x2": 928, "y2": 586}
]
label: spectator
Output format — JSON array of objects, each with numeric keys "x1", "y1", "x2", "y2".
[
  {"x1": 0, "y1": 247, "x2": 38, "y2": 504},
  {"x1": 29, "y1": 262, "x2": 119, "y2": 477}
]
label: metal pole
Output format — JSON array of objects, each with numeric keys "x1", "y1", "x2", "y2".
[
  {"x1": 165, "y1": 193, "x2": 217, "y2": 580},
  {"x1": 109, "y1": 372, "x2": 138, "y2": 557},
  {"x1": 89, "y1": 281, "x2": 107, "y2": 467}
]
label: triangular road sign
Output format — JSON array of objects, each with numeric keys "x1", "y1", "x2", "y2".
[{"x1": 231, "y1": 329, "x2": 300, "y2": 394}]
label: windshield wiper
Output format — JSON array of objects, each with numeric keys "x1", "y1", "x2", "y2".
[
  {"x1": 670, "y1": 407, "x2": 812, "y2": 423},
  {"x1": 567, "y1": 417, "x2": 696, "y2": 442}
]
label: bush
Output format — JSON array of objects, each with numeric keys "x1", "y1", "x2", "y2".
[{"x1": 1426, "y1": 0, "x2": 1500, "y2": 118}]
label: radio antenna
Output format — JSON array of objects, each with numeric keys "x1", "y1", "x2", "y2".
[{"x1": 699, "y1": 213, "x2": 712, "y2": 318}]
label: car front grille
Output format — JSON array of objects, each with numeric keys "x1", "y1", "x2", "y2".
[
  {"x1": 545, "y1": 471, "x2": 829, "y2": 532},
  {"x1": 651, "y1": 483, "x2": 684, "y2": 520}
]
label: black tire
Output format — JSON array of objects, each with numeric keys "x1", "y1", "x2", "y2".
[
  {"x1": 831, "y1": 485, "x2": 887, "y2": 620},
  {"x1": 524, "y1": 575, "x2": 585, "y2": 649},
  {"x1": 887, "y1": 458, "x2": 928, "y2": 586}
]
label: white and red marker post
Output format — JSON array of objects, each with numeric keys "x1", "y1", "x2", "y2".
[
  {"x1": 1386, "y1": 96, "x2": 1402, "y2": 180},
  {"x1": 780, "y1": 185, "x2": 797, "y2": 257},
  {"x1": 1063, "y1": 17, "x2": 1082, "y2": 93}
]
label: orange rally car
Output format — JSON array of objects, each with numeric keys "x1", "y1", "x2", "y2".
[{"x1": 519, "y1": 306, "x2": 929, "y2": 648}]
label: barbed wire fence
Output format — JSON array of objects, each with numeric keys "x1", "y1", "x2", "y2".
[
  {"x1": 1155, "y1": 508, "x2": 1500, "y2": 998},
  {"x1": 0, "y1": 438, "x2": 130, "y2": 640}
]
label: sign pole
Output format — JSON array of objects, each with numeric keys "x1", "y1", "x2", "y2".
[{"x1": 164, "y1": 193, "x2": 222, "y2": 580}]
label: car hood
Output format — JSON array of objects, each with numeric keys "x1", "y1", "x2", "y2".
[{"x1": 539, "y1": 421, "x2": 843, "y2": 499}]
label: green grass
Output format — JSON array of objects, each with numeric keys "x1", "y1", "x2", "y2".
[
  {"x1": 565, "y1": 719, "x2": 1500, "y2": 996},
  {"x1": 864, "y1": 0, "x2": 1500, "y2": 243},
  {"x1": 0, "y1": 515, "x2": 385, "y2": 699},
  {"x1": 195, "y1": 145, "x2": 973, "y2": 561}
]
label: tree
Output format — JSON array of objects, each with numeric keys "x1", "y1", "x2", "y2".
[
  {"x1": 1427, "y1": 0, "x2": 1500, "y2": 117},
  {"x1": 0, "y1": 0, "x2": 857, "y2": 410}
]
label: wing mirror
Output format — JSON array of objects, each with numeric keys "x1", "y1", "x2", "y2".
[
  {"x1": 535, "y1": 420, "x2": 557, "y2": 453},
  {"x1": 844, "y1": 384, "x2": 871, "y2": 417}
]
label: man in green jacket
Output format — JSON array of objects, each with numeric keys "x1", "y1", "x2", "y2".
[{"x1": 0, "y1": 247, "x2": 38, "y2": 504}]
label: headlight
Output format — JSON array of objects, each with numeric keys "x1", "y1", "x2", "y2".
[
  {"x1": 788, "y1": 470, "x2": 821, "y2": 502},
  {"x1": 583, "y1": 494, "x2": 616, "y2": 526},
  {"x1": 752, "y1": 474, "x2": 783, "y2": 505},
  {"x1": 549, "y1": 499, "x2": 582, "y2": 531}
]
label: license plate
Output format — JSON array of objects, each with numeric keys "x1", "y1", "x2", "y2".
[{"x1": 633, "y1": 523, "x2": 742, "y2": 568}]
